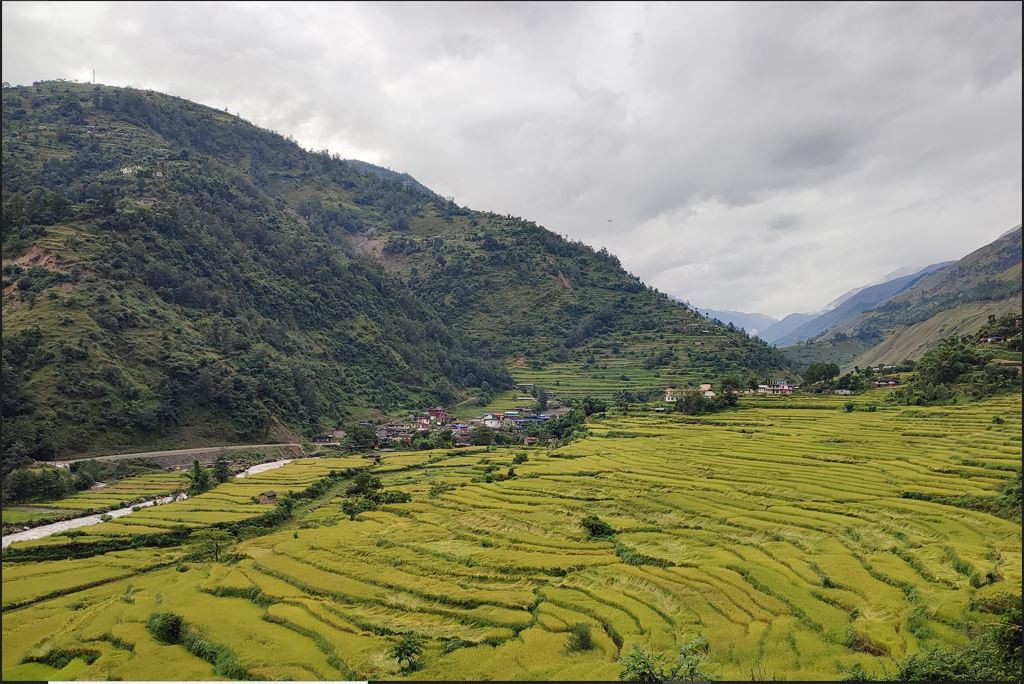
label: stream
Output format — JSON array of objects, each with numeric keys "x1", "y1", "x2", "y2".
[{"x1": 2, "y1": 458, "x2": 295, "y2": 548}]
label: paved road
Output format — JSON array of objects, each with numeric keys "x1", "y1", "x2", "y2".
[{"x1": 53, "y1": 443, "x2": 302, "y2": 467}]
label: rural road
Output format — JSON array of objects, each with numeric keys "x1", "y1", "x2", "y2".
[{"x1": 53, "y1": 443, "x2": 302, "y2": 467}]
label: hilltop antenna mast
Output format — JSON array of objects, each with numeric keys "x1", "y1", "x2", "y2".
[{"x1": 92, "y1": 69, "x2": 95, "y2": 84}]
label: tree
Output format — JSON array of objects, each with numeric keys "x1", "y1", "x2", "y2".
[
  {"x1": 619, "y1": 639, "x2": 710, "y2": 682},
  {"x1": 184, "y1": 459, "x2": 212, "y2": 495},
  {"x1": 536, "y1": 387, "x2": 549, "y2": 411},
  {"x1": 388, "y1": 633, "x2": 425, "y2": 671},
  {"x1": 803, "y1": 362, "x2": 840, "y2": 384},
  {"x1": 212, "y1": 453, "x2": 232, "y2": 483},
  {"x1": 675, "y1": 392, "x2": 712, "y2": 416},
  {"x1": 189, "y1": 528, "x2": 233, "y2": 561},
  {"x1": 342, "y1": 498, "x2": 372, "y2": 520},
  {"x1": 469, "y1": 425, "x2": 496, "y2": 446},
  {"x1": 581, "y1": 396, "x2": 608, "y2": 416},
  {"x1": 346, "y1": 470, "x2": 381, "y2": 496},
  {"x1": 343, "y1": 423, "x2": 377, "y2": 450}
]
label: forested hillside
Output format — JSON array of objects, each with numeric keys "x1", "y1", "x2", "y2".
[{"x1": 2, "y1": 81, "x2": 787, "y2": 465}]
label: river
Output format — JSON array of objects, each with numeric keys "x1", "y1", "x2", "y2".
[{"x1": 1, "y1": 458, "x2": 295, "y2": 548}]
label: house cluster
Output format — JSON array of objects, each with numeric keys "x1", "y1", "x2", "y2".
[
  {"x1": 373, "y1": 405, "x2": 553, "y2": 448},
  {"x1": 979, "y1": 334, "x2": 1005, "y2": 344},
  {"x1": 873, "y1": 376, "x2": 901, "y2": 387},
  {"x1": 665, "y1": 382, "x2": 744, "y2": 403}
]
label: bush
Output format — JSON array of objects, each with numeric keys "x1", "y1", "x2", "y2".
[
  {"x1": 619, "y1": 638, "x2": 710, "y2": 681},
  {"x1": 146, "y1": 611, "x2": 183, "y2": 644},
  {"x1": 580, "y1": 514, "x2": 615, "y2": 538},
  {"x1": 566, "y1": 623, "x2": 594, "y2": 652}
]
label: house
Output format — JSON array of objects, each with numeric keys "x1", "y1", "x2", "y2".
[
  {"x1": 524, "y1": 436, "x2": 539, "y2": 446},
  {"x1": 758, "y1": 381, "x2": 795, "y2": 396},
  {"x1": 140, "y1": 197, "x2": 158, "y2": 205},
  {"x1": 833, "y1": 389, "x2": 854, "y2": 395},
  {"x1": 664, "y1": 387, "x2": 679, "y2": 402},
  {"x1": 980, "y1": 335, "x2": 1005, "y2": 344},
  {"x1": 482, "y1": 413, "x2": 503, "y2": 429},
  {"x1": 258, "y1": 491, "x2": 277, "y2": 504},
  {"x1": 699, "y1": 383, "x2": 713, "y2": 392},
  {"x1": 516, "y1": 396, "x2": 535, "y2": 401},
  {"x1": 874, "y1": 377, "x2": 900, "y2": 387},
  {"x1": 653, "y1": 406, "x2": 666, "y2": 412},
  {"x1": 703, "y1": 389, "x2": 716, "y2": 398},
  {"x1": 427, "y1": 407, "x2": 449, "y2": 424}
]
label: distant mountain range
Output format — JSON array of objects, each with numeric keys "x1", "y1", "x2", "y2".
[
  {"x1": 783, "y1": 226, "x2": 1022, "y2": 369},
  {"x1": 695, "y1": 227, "x2": 1020, "y2": 366},
  {"x1": 694, "y1": 308, "x2": 778, "y2": 337},
  {"x1": 769, "y1": 261, "x2": 954, "y2": 347},
  {"x1": 694, "y1": 266, "x2": 954, "y2": 346}
]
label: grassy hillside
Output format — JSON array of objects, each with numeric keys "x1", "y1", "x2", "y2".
[
  {"x1": 2, "y1": 81, "x2": 787, "y2": 464},
  {"x1": 784, "y1": 228, "x2": 1022, "y2": 371}
]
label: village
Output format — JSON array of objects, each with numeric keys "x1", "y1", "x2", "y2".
[{"x1": 314, "y1": 367, "x2": 918, "y2": 449}]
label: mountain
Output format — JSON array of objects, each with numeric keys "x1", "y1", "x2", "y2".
[
  {"x1": 694, "y1": 308, "x2": 777, "y2": 337},
  {"x1": 821, "y1": 264, "x2": 936, "y2": 312},
  {"x1": 783, "y1": 227, "x2": 1022, "y2": 369},
  {"x1": 771, "y1": 261, "x2": 952, "y2": 347},
  {"x1": 1, "y1": 81, "x2": 788, "y2": 464},
  {"x1": 758, "y1": 312, "x2": 818, "y2": 344}
]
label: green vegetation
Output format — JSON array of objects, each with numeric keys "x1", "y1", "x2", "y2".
[
  {"x1": 889, "y1": 337, "x2": 1020, "y2": 405},
  {"x1": 619, "y1": 638, "x2": 710, "y2": 682},
  {"x1": 566, "y1": 623, "x2": 595, "y2": 652},
  {"x1": 2, "y1": 393, "x2": 1019, "y2": 680}
]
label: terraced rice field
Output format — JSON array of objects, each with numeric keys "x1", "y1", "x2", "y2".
[
  {"x1": 453, "y1": 329, "x2": 751, "y2": 417},
  {"x1": 2, "y1": 393, "x2": 1020, "y2": 680},
  {"x1": 2, "y1": 473, "x2": 189, "y2": 528}
]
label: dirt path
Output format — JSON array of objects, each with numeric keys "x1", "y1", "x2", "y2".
[{"x1": 52, "y1": 443, "x2": 301, "y2": 468}]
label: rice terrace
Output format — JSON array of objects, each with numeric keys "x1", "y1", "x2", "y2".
[{"x1": 2, "y1": 391, "x2": 1020, "y2": 681}]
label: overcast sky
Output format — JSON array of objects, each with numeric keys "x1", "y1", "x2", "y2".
[{"x1": 3, "y1": 1, "x2": 1021, "y2": 318}]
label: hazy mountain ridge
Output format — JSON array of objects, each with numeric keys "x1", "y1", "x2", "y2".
[
  {"x1": 694, "y1": 308, "x2": 778, "y2": 336},
  {"x1": 771, "y1": 261, "x2": 953, "y2": 347},
  {"x1": 783, "y1": 227, "x2": 1022, "y2": 368}
]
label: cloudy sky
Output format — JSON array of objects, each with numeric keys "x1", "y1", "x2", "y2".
[{"x1": 3, "y1": 1, "x2": 1021, "y2": 318}]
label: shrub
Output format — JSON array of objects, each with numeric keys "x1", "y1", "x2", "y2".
[
  {"x1": 580, "y1": 514, "x2": 615, "y2": 538},
  {"x1": 619, "y1": 638, "x2": 710, "y2": 681},
  {"x1": 566, "y1": 623, "x2": 594, "y2": 652},
  {"x1": 146, "y1": 611, "x2": 183, "y2": 644}
]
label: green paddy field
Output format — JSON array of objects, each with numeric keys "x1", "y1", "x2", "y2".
[{"x1": 2, "y1": 393, "x2": 1020, "y2": 680}]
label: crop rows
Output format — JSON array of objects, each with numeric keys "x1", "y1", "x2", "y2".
[{"x1": 2, "y1": 394, "x2": 1020, "y2": 680}]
